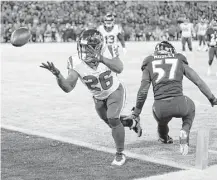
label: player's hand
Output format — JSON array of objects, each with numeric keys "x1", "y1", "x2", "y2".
[
  {"x1": 67, "y1": 56, "x2": 73, "y2": 70},
  {"x1": 122, "y1": 114, "x2": 138, "y2": 121},
  {"x1": 86, "y1": 45, "x2": 102, "y2": 62},
  {"x1": 210, "y1": 96, "x2": 217, "y2": 107},
  {"x1": 40, "y1": 61, "x2": 60, "y2": 77},
  {"x1": 122, "y1": 107, "x2": 140, "y2": 121}
]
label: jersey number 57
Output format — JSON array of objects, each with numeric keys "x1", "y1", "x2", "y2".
[{"x1": 152, "y1": 58, "x2": 178, "y2": 83}]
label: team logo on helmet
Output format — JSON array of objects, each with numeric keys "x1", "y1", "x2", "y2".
[
  {"x1": 155, "y1": 41, "x2": 176, "y2": 55},
  {"x1": 77, "y1": 29, "x2": 104, "y2": 63}
]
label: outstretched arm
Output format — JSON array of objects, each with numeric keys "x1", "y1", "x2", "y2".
[
  {"x1": 40, "y1": 60, "x2": 79, "y2": 93},
  {"x1": 56, "y1": 69, "x2": 79, "y2": 93},
  {"x1": 133, "y1": 69, "x2": 151, "y2": 116},
  {"x1": 183, "y1": 63, "x2": 216, "y2": 106}
]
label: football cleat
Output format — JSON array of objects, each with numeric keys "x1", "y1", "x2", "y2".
[
  {"x1": 111, "y1": 152, "x2": 126, "y2": 166},
  {"x1": 158, "y1": 135, "x2": 173, "y2": 144},
  {"x1": 130, "y1": 116, "x2": 142, "y2": 137},
  {"x1": 179, "y1": 130, "x2": 189, "y2": 156}
]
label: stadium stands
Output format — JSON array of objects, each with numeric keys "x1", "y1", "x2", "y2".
[{"x1": 1, "y1": 1, "x2": 217, "y2": 43}]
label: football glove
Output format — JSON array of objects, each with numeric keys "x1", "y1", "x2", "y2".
[
  {"x1": 122, "y1": 107, "x2": 140, "y2": 120},
  {"x1": 40, "y1": 61, "x2": 60, "y2": 77},
  {"x1": 86, "y1": 45, "x2": 102, "y2": 62},
  {"x1": 210, "y1": 95, "x2": 217, "y2": 107}
]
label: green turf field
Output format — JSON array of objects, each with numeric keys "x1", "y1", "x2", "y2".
[{"x1": 1, "y1": 42, "x2": 217, "y2": 180}]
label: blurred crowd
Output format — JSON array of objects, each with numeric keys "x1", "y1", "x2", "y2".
[{"x1": 1, "y1": 1, "x2": 217, "y2": 43}]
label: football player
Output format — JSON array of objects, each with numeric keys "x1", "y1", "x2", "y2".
[
  {"x1": 180, "y1": 18, "x2": 195, "y2": 51},
  {"x1": 196, "y1": 18, "x2": 208, "y2": 51},
  {"x1": 40, "y1": 29, "x2": 141, "y2": 166},
  {"x1": 97, "y1": 13, "x2": 126, "y2": 57},
  {"x1": 206, "y1": 19, "x2": 217, "y2": 76},
  {"x1": 124, "y1": 41, "x2": 217, "y2": 155}
]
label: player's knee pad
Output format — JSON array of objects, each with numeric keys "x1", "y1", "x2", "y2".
[{"x1": 108, "y1": 118, "x2": 121, "y2": 128}]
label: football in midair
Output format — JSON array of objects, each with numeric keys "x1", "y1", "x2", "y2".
[{"x1": 11, "y1": 27, "x2": 31, "y2": 47}]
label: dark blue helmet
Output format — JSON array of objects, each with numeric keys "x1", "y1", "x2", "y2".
[{"x1": 154, "y1": 41, "x2": 176, "y2": 55}]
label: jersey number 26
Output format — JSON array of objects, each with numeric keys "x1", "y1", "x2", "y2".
[
  {"x1": 83, "y1": 70, "x2": 113, "y2": 91},
  {"x1": 152, "y1": 58, "x2": 178, "y2": 83}
]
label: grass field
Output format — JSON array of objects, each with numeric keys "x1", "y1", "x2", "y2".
[{"x1": 1, "y1": 41, "x2": 217, "y2": 180}]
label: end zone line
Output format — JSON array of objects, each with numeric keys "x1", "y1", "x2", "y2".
[{"x1": 2, "y1": 124, "x2": 193, "y2": 170}]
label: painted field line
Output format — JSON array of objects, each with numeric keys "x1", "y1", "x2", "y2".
[
  {"x1": 134, "y1": 164, "x2": 217, "y2": 180},
  {"x1": 2, "y1": 124, "x2": 192, "y2": 170}
]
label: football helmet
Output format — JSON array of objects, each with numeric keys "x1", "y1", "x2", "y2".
[
  {"x1": 212, "y1": 19, "x2": 217, "y2": 30},
  {"x1": 104, "y1": 13, "x2": 115, "y2": 31},
  {"x1": 77, "y1": 29, "x2": 104, "y2": 63},
  {"x1": 154, "y1": 41, "x2": 176, "y2": 55}
]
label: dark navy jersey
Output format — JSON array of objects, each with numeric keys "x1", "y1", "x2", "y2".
[
  {"x1": 206, "y1": 28, "x2": 217, "y2": 47},
  {"x1": 141, "y1": 53, "x2": 188, "y2": 100}
]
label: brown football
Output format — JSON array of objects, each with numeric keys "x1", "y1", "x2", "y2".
[{"x1": 11, "y1": 27, "x2": 31, "y2": 47}]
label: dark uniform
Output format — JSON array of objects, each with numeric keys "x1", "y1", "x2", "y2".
[
  {"x1": 133, "y1": 52, "x2": 216, "y2": 141},
  {"x1": 206, "y1": 27, "x2": 217, "y2": 66}
]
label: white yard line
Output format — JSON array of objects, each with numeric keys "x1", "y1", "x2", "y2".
[
  {"x1": 2, "y1": 124, "x2": 194, "y2": 170},
  {"x1": 134, "y1": 165, "x2": 217, "y2": 180}
]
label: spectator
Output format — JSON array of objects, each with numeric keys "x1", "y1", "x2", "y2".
[{"x1": 1, "y1": 1, "x2": 217, "y2": 43}]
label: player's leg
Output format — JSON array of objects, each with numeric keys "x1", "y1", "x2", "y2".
[
  {"x1": 94, "y1": 97, "x2": 110, "y2": 127},
  {"x1": 152, "y1": 100, "x2": 173, "y2": 144},
  {"x1": 180, "y1": 96, "x2": 195, "y2": 155},
  {"x1": 107, "y1": 84, "x2": 126, "y2": 166},
  {"x1": 207, "y1": 47, "x2": 215, "y2": 76},
  {"x1": 198, "y1": 35, "x2": 202, "y2": 51},
  {"x1": 120, "y1": 107, "x2": 142, "y2": 137},
  {"x1": 182, "y1": 37, "x2": 186, "y2": 51},
  {"x1": 202, "y1": 35, "x2": 207, "y2": 51},
  {"x1": 187, "y1": 37, "x2": 193, "y2": 51},
  {"x1": 94, "y1": 90, "x2": 140, "y2": 132}
]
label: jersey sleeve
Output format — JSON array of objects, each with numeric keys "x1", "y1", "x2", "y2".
[
  {"x1": 176, "y1": 53, "x2": 188, "y2": 65},
  {"x1": 141, "y1": 56, "x2": 153, "y2": 71},
  {"x1": 134, "y1": 68, "x2": 151, "y2": 116},
  {"x1": 183, "y1": 64, "x2": 214, "y2": 101}
]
